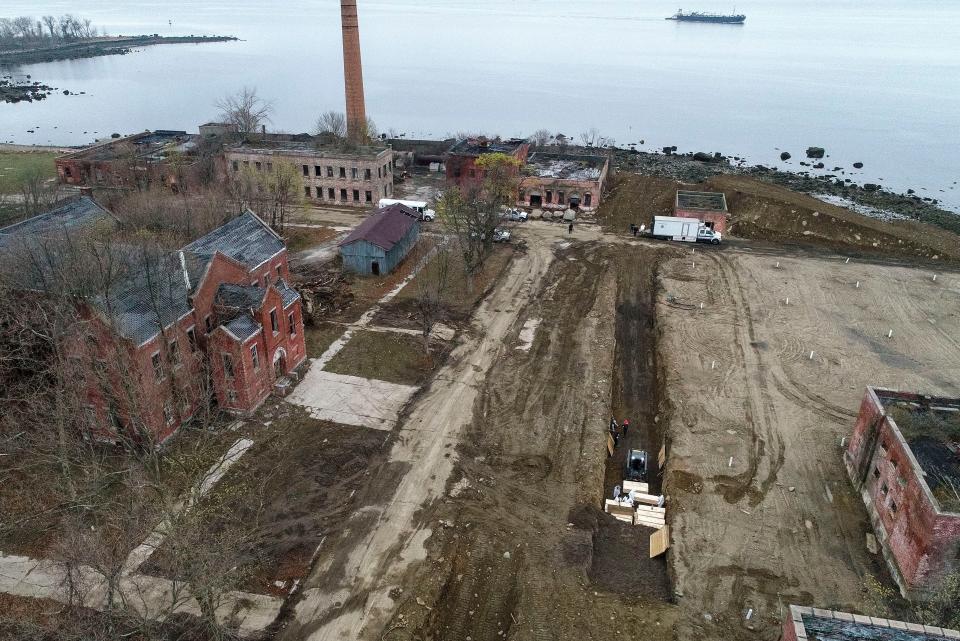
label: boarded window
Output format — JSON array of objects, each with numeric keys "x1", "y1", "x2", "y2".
[{"x1": 152, "y1": 352, "x2": 164, "y2": 381}]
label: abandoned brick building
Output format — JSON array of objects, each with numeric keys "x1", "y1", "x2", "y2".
[
  {"x1": 782, "y1": 604, "x2": 959, "y2": 640},
  {"x1": 445, "y1": 137, "x2": 530, "y2": 191},
  {"x1": 845, "y1": 387, "x2": 960, "y2": 598},
  {"x1": 56, "y1": 130, "x2": 205, "y2": 191},
  {"x1": 675, "y1": 190, "x2": 729, "y2": 234},
  {"x1": 519, "y1": 152, "x2": 609, "y2": 210},
  {"x1": 0, "y1": 196, "x2": 307, "y2": 444},
  {"x1": 224, "y1": 133, "x2": 396, "y2": 208}
]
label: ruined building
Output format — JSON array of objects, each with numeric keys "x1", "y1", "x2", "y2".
[{"x1": 845, "y1": 387, "x2": 960, "y2": 598}]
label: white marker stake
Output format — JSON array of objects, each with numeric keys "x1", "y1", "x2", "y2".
[
  {"x1": 711, "y1": 360, "x2": 716, "y2": 370},
  {"x1": 888, "y1": 329, "x2": 893, "y2": 338},
  {"x1": 728, "y1": 456, "x2": 734, "y2": 468},
  {"x1": 809, "y1": 351, "x2": 815, "y2": 360},
  {"x1": 856, "y1": 281, "x2": 860, "y2": 288},
  {"x1": 845, "y1": 258, "x2": 850, "y2": 264},
  {"x1": 785, "y1": 297, "x2": 789, "y2": 305},
  {"x1": 933, "y1": 274, "x2": 938, "y2": 282},
  {"x1": 776, "y1": 261, "x2": 780, "y2": 268},
  {"x1": 700, "y1": 302, "x2": 704, "y2": 310}
]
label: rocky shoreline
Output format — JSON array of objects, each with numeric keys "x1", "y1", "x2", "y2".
[{"x1": 611, "y1": 147, "x2": 960, "y2": 236}]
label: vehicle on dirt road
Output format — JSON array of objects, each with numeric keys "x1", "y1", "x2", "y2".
[
  {"x1": 503, "y1": 208, "x2": 528, "y2": 222},
  {"x1": 378, "y1": 198, "x2": 436, "y2": 221},
  {"x1": 492, "y1": 228, "x2": 511, "y2": 242},
  {"x1": 649, "y1": 215, "x2": 721, "y2": 244},
  {"x1": 625, "y1": 449, "x2": 648, "y2": 482}
]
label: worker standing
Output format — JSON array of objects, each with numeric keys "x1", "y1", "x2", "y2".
[
  {"x1": 622, "y1": 419, "x2": 630, "y2": 437},
  {"x1": 568, "y1": 222, "x2": 574, "y2": 234}
]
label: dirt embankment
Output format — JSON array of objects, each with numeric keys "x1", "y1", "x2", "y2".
[
  {"x1": 386, "y1": 242, "x2": 678, "y2": 641},
  {"x1": 0, "y1": 35, "x2": 238, "y2": 66},
  {"x1": 596, "y1": 173, "x2": 960, "y2": 265}
]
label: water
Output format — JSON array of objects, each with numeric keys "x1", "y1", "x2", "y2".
[{"x1": 1, "y1": 0, "x2": 959, "y2": 211}]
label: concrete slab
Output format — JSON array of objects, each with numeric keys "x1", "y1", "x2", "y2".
[{"x1": 287, "y1": 369, "x2": 417, "y2": 431}]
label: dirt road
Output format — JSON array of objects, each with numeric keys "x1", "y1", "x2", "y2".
[
  {"x1": 660, "y1": 247, "x2": 960, "y2": 639},
  {"x1": 280, "y1": 227, "x2": 559, "y2": 640}
]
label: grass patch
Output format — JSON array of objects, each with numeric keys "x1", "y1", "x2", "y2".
[
  {"x1": 324, "y1": 329, "x2": 445, "y2": 386},
  {"x1": 375, "y1": 243, "x2": 514, "y2": 330},
  {"x1": 142, "y1": 405, "x2": 387, "y2": 596},
  {"x1": 283, "y1": 226, "x2": 337, "y2": 253},
  {"x1": 0, "y1": 151, "x2": 58, "y2": 194},
  {"x1": 304, "y1": 321, "x2": 345, "y2": 358}
]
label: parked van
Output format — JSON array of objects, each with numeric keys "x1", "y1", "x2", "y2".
[
  {"x1": 377, "y1": 199, "x2": 436, "y2": 221},
  {"x1": 651, "y1": 216, "x2": 721, "y2": 244}
]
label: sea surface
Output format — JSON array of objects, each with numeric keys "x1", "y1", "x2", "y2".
[{"x1": 1, "y1": 0, "x2": 958, "y2": 210}]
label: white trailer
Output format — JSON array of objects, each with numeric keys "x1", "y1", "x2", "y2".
[{"x1": 651, "y1": 216, "x2": 721, "y2": 244}]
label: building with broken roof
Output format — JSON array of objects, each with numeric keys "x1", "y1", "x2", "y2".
[
  {"x1": 224, "y1": 133, "x2": 396, "y2": 208},
  {"x1": 445, "y1": 137, "x2": 529, "y2": 191},
  {"x1": 845, "y1": 387, "x2": 960, "y2": 598},
  {"x1": 782, "y1": 604, "x2": 959, "y2": 641},
  {"x1": 56, "y1": 130, "x2": 205, "y2": 191},
  {"x1": 338, "y1": 203, "x2": 420, "y2": 276},
  {"x1": 0, "y1": 197, "x2": 307, "y2": 444},
  {"x1": 675, "y1": 190, "x2": 729, "y2": 234},
  {"x1": 519, "y1": 152, "x2": 609, "y2": 211}
]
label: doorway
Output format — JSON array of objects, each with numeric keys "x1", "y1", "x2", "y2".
[
  {"x1": 529, "y1": 194, "x2": 542, "y2": 207},
  {"x1": 273, "y1": 348, "x2": 287, "y2": 379},
  {"x1": 371, "y1": 261, "x2": 381, "y2": 276}
]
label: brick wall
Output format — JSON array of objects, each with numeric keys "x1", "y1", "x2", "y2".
[
  {"x1": 675, "y1": 209, "x2": 728, "y2": 234},
  {"x1": 340, "y1": 0, "x2": 367, "y2": 141},
  {"x1": 845, "y1": 387, "x2": 960, "y2": 597}
]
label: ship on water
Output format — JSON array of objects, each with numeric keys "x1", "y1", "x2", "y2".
[{"x1": 666, "y1": 9, "x2": 746, "y2": 24}]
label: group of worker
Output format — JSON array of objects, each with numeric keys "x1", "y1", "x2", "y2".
[{"x1": 608, "y1": 416, "x2": 630, "y2": 447}]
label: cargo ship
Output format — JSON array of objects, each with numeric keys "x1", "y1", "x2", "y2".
[{"x1": 666, "y1": 10, "x2": 746, "y2": 24}]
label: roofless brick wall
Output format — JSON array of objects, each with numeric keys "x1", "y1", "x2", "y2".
[{"x1": 845, "y1": 387, "x2": 960, "y2": 599}]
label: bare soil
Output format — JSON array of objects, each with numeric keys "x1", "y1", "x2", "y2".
[
  {"x1": 283, "y1": 226, "x2": 337, "y2": 254},
  {"x1": 597, "y1": 173, "x2": 960, "y2": 265},
  {"x1": 383, "y1": 241, "x2": 679, "y2": 641},
  {"x1": 658, "y1": 247, "x2": 960, "y2": 640}
]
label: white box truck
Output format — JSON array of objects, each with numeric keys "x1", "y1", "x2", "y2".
[{"x1": 651, "y1": 216, "x2": 721, "y2": 244}]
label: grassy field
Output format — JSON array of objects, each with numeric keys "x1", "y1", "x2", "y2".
[
  {"x1": 324, "y1": 329, "x2": 445, "y2": 386},
  {"x1": 0, "y1": 151, "x2": 58, "y2": 193},
  {"x1": 304, "y1": 321, "x2": 345, "y2": 358}
]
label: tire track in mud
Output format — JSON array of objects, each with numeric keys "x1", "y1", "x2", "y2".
[{"x1": 705, "y1": 252, "x2": 786, "y2": 507}]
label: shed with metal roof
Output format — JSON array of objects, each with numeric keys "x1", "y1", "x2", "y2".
[{"x1": 338, "y1": 204, "x2": 420, "y2": 276}]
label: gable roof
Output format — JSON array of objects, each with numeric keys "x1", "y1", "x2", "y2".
[
  {"x1": 216, "y1": 283, "x2": 266, "y2": 310},
  {"x1": 339, "y1": 204, "x2": 419, "y2": 252},
  {"x1": 183, "y1": 209, "x2": 284, "y2": 270},
  {"x1": 0, "y1": 196, "x2": 116, "y2": 256}
]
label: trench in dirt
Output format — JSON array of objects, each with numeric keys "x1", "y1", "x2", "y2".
[{"x1": 591, "y1": 246, "x2": 674, "y2": 599}]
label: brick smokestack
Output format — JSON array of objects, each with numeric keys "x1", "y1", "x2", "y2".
[{"x1": 340, "y1": 0, "x2": 367, "y2": 142}]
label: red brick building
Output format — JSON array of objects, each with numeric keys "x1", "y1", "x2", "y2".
[
  {"x1": 518, "y1": 152, "x2": 609, "y2": 210},
  {"x1": 675, "y1": 190, "x2": 729, "y2": 234},
  {"x1": 845, "y1": 387, "x2": 960, "y2": 598},
  {"x1": 445, "y1": 137, "x2": 529, "y2": 191},
  {"x1": 0, "y1": 197, "x2": 307, "y2": 445},
  {"x1": 56, "y1": 130, "x2": 204, "y2": 192},
  {"x1": 782, "y1": 604, "x2": 959, "y2": 640}
]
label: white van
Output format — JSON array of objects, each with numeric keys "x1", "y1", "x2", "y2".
[{"x1": 377, "y1": 199, "x2": 436, "y2": 221}]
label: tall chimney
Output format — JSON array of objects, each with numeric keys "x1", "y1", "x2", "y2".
[{"x1": 340, "y1": 0, "x2": 367, "y2": 142}]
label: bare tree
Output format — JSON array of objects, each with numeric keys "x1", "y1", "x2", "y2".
[
  {"x1": 414, "y1": 247, "x2": 451, "y2": 355},
  {"x1": 528, "y1": 129, "x2": 552, "y2": 147},
  {"x1": 216, "y1": 87, "x2": 273, "y2": 136},
  {"x1": 313, "y1": 110, "x2": 347, "y2": 140},
  {"x1": 579, "y1": 127, "x2": 614, "y2": 148},
  {"x1": 17, "y1": 165, "x2": 65, "y2": 217}
]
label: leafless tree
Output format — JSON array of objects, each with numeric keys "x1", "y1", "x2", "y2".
[
  {"x1": 17, "y1": 165, "x2": 65, "y2": 217},
  {"x1": 216, "y1": 87, "x2": 273, "y2": 136},
  {"x1": 414, "y1": 247, "x2": 451, "y2": 355},
  {"x1": 579, "y1": 128, "x2": 614, "y2": 148},
  {"x1": 528, "y1": 129, "x2": 552, "y2": 147},
  {"x1": 314, "y1": 110, "x2": 347, "y2": 140}
]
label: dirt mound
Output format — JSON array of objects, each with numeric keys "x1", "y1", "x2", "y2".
[
  {"x1": 708, "y1": 175, "x2": 960, "y2": 264},
  {"x1": 597, "y1": 173, "x2": 960, "y2": 264}
]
